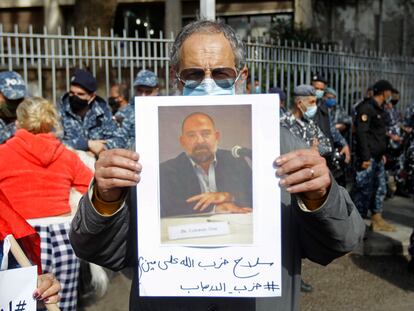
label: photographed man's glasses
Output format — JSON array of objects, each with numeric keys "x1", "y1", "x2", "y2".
[{"x1": 177, "y1": 67, "x2": 240, "y2": 89}]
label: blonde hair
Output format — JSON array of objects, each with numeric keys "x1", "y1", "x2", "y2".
[{"x1": 16, "y1": 96, "x2": 62, "y2": 135}]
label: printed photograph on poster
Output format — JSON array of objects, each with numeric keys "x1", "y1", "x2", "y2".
[
  {"x1": 158, "y1": 105, "x2": 253, "y2": 245},
  {"x1": 135, "y1": 94, "x2": 281, "y2": 298}
]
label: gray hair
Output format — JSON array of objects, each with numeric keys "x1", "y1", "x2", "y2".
[{"x1": 170, "y1": 20, "x2": 246, "y2": 73}]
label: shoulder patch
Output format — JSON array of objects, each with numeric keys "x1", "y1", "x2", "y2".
[{"x1": 361, "y1": 114, "x2": 368, "y2": 122}]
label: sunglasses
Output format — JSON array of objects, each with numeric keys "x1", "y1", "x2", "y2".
[{"x1": 177, "y1": 67, "x2": 240, "y2": 89}]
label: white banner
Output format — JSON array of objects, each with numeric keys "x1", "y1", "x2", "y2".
[
  {"x1": 135, "y1": 94, "x2": 281, "y2": 297},
  {"x1": 0, "y1": 265, "x2": 37, "y2": 311}
]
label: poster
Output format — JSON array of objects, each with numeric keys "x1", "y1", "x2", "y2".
[
  {"x1": 135, "y1": 94, "x2": 281, "y2": 297},
  {"x1": 0, "y1": 265, "x2": 37, "y2": 311}
]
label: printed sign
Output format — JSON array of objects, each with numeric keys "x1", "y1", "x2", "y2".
[
  {"x1": 135, "y1": 94, "x2": 281, "y2": 297},
  {"x1": 0, "y1": 266, "x2": 37, "y2": 311}
]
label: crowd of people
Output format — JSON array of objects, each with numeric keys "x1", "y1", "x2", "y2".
[{"x1": 0, "y1": 18, "x2": 412, "y2": 311}]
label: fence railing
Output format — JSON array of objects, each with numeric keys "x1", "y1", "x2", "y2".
[{"x1": 1, "y1": 24, "x2": 413, "y2": 113}]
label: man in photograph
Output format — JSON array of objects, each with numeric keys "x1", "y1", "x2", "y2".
[{"x1": 160, "y1": 111, "x2": 252, "y2": 217}]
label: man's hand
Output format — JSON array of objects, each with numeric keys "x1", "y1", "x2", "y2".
[
  {"x1": 390, "y1": 134, "x2": 402, "y2": 142},
  {"x1": 275, "y1": 149, "x2": 331, "y2": 201},
  {"x1": 340, "y1": 145, "x2": 351, "y2": 164},
  {"x1": 187, "y1": 192, "x2": 233, "y2": 211},
  {"x1": 361, "y1": 160, "x2": 371, "y2": 170},
  {"x1": 88, "y1": 139, "x2": 107, "y2": 156},
  {"x1": 216, "y1": 202, "x2": 252, "y2": 214},
  {"x1": 35, "y1": 273, "x2": 61, "y2": 304},
  {"x1": 95, "y1": 149, "x2": 141, "y2": 202},
  {"x1": 335, "y1": 123, "x2": 346, "y2": 132}
]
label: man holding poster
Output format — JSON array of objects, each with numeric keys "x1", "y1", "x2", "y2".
[{"x1": 70, "y1": 20, "x2": 365, "y2": 311}]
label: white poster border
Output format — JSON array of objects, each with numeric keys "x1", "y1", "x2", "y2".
[{"x1": 135, "y1": 94, "x2": 281, "y2": 297}]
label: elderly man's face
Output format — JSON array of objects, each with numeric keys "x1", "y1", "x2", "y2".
[
  {"x1": 180, "y1": 114, "x2": 220, "y2": 165},
  {"x1": 298, "y1": 96, "x2": 317, "y2": 113},
  {"x1": 177, "y1": 33, "x2": 247, "y2": 92}
]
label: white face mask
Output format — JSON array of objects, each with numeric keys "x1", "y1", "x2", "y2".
[
  {"x1": 303, "y1": 105, "x2": 318, "y2": 119},
  {"x1": 315, "y1": 89, "x2": 324, "y2": 99},
  {"x1": 183, "y1": 78, "x2": 235, "y2": 96}
]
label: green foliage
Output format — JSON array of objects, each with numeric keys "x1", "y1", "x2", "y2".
[{"x1": 269, "y1": 19, "x2": 323, "y2": 46}]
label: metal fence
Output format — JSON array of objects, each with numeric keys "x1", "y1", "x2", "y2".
[{"x1": 1, "y1": 24, "x2": 414, "y2": 113}]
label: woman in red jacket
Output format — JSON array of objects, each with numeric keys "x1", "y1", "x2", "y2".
[{"x1": 0, "y1": 96, "x2": 93, "y2": 311}]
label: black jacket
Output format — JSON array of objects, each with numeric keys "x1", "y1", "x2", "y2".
[
  {"x1": 159, "y1": 149, "x2": 252, "y2": 217},
  {"x1": 355, "y1": 97, "x2": 387, "y2": 162},
  {"x1": 313, "y1": 100, "x2": 334, "y2": 152}
]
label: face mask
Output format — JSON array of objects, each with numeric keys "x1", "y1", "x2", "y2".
[
  {"x1": 391, "y1": 99, "x2": 399, "y2": 106},
  {"x1": 69, "y1": 95, "x2": 89, "y2": 113},
  {"x1": 315, "y1": 89, "x2": 324, "y2": 99},
  {"x1": 325, "y1": 98, "x2": 337, "y2": 108},
  {"x1": 0, "y1": 100, "x2": 19, "y2": 119},
  {"x1": 108, "y1": 97, "x2": 120, "y2": 113},
  {"x1": 183, "y1": 78, "x2": 235, "y2": 96},
  {"x1": 303, "y1": 105, "x2": 318, "y2": 120}
]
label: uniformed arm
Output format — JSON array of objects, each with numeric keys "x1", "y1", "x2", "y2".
[
  {"x1": 329, "y1": 113, "x2": 348, "y2": 147},
  {"x1": 336, "y1": 106, "x2": 352, "y2": 126},
  {"x1": 0, "y1": 120, "x2": 15, "y2": 144},
  {"x1": 119, "y1": 106, "x2": 136, "y2": 149},
  {"x1": 355, "y1": 107, "x2": 372, "y2": 162},
  {"x1": 59, "y1": 109, "x2": 89, "y2": 150},
  {"x1": 315, "y1": 125, "x2": 333, "y2": 156},
  {"x1": 100, "y1": 109, "x2": 128, "y2": 149},
  {"x1": 61, "y1": 129, "x2": 89, "y2": 150},
  {"x1": 403, "y1": 106, "x2": 414, "y2": 128}
]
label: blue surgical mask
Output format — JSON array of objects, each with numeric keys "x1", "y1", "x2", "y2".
[
  {"x1": 183, "y1": 78, "x2": 235, "y2": 96},
  {"x1": 325, "y1": 98, "x2": 337, "y2": 108},
  {"x1": 304, "y1": 105, "x2": 318, "y2": 119},
  {"x1": 315, "y1": 89, "x2": 324, "y2": 99}
]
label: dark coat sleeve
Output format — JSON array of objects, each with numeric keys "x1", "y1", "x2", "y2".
[
  {"x1": 280, "y1": 127, "x2": 365, "y2": 265},
  {"x1": 293, "y1": 180, "x2": 365, "y2": 265},
  {"x1": 69, "y1": 185, "x2": 136, "y2": 271}
]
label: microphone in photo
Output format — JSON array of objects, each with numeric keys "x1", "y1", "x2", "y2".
[{"x1": 231, "y1": 145, "x2": 252, "y2": 159}]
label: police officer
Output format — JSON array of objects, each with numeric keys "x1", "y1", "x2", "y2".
[
  {"x1": 352, "y1": 79, "x2": 396, "y2": 231},
  {"x1": 118, "y1": 69, "x2": 160, "y2": 149},
  {"x1": 59, "y1": 69, "x2": 127, "y2": 156},
  {"x1": 311, "y1": 75, "x2": 350, "y2": 162},
  {"x1": 384, "y1": 89, "x2": 404, "y2": 196},
  {"x1": 108, "y1": 83, "x2": 130, "y2": 123},
  {"x1": 323, "y1": 87, "x2": 352, "y2": 186},
  {"x1": 0, "y1": 71, "x2": 27, "y2": 144},
  {"x1": 280, "y1": 84, "x2": 332, "y2": 156},
  {"x1": 133, "y1": 69, "x2": 159, "y2": 97}
]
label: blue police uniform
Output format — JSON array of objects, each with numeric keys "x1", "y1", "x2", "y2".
[
  {"x1": 351, "y1": 97, "x2": 388, "y2": 217},
  {"x1": 59, "y1": 93, "x2": 127, "y2": 150},
  {"x1": 115, "y1": 103, "x2": 135, "y2": 149},
  {"x1": 0, "y1": 71, "x2": 26, "y2": 144}
]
